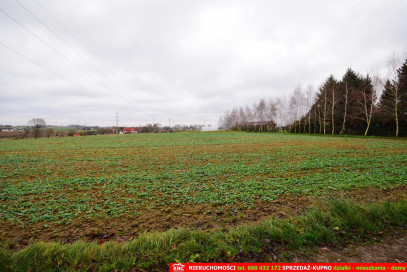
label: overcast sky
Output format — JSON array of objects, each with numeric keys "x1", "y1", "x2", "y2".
[{"x1": 1, "y1": 0, "x2": 406, "y2": 127}]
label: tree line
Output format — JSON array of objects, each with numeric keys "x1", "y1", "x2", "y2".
[{"x1": 220, "y1": 56, "x2": 407, "y2": 137}]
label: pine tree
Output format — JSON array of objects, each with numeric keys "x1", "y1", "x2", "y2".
[
  {"x1": 397, "y1": 59, "x2": 407, "y2": 126},
  {"x1": 338, "y1": 68, "x2": 363, "y2": 134},
  {"x1": 378, "y1": 80, "x2": 395, "y2": 123}
]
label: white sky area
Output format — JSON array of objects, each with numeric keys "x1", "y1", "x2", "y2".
[{"x1": 1, "y1": 0, "x2": 406, "y2": 127}]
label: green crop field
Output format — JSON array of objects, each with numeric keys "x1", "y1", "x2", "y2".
[
  {"x1": 0, "y1": 132, "x2": 407, "y2": 270},
  {"x1": 1, "y1": 132, "x2": 406, "y2": 244}
]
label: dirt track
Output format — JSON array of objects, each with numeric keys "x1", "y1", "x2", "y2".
[{"x1": 313, "y1": 231, "x2": 407, "y2": 263}]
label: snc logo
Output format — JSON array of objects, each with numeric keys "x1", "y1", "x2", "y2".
[{"x1": 172, "y1": 263, "x2": 185, "y2": 271}]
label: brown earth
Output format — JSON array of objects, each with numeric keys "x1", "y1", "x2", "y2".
[
  {"x1": 1, "y1": 185, "x2": 406, "y2": 250},
  {"x1": 4, "y1": 139, "x2": 399, "y2": 183},
  {"x1": 312, "y1": 231, "x2": 407, "y2": 263}
]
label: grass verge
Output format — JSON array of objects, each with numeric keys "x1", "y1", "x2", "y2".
[{"x1": 1, "y1": 199, "x2": 406, "y2": 271}]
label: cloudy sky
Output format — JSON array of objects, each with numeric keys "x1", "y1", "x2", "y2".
[{"x1": 1, "y1": 0, "x2": 406, "y2": 127}]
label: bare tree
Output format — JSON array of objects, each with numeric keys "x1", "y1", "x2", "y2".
[
  {"x1": 386, "y1": 54, "x2": 404, "y2": 136},
  {"x1": 256, "y1": 99, "x2": 267, "y2": 132},
  {"x1": 340, "y1": 79, "x2": 349, "y2": 134},
  {"x1": 288, "y1": 93, "x2": 298, "y2": 133},
  {"x1": 321, "y1": 86, "x2": 327, "y2": 135},
  {"x1": 223, "y1": 110, "x2": 231, "y2": 129},
  {"x1": 245, "y1": 105, "x2": 254, "y2": 128},
  {"x1": 45, "y1": 128, "x2": 55, "y2": 138},
  {"x1": 305, "y1": 85, "x2": 314, "y2": 134},
  {"x1": 318, "y1": 105, "x2": 322, "y2": 134},
  {"x1": 324, "y1": 76, "x2": 338, "y2": 135},
  {"x1": 266, "y1": 99, "x2": 278, "y2": 132},
  {"x1": 238, "y1": 106, "x2": 246, "y2": 131},
  {"x1": 230, "y1": 108, "x2": 239, "y2": 130},
  {"x1": 296, "y1": 86, "x2": 305, "y2": 133},
  {"x1": 275, "y1": 97, "x2": 287, "y2": 131},
  {"x1": 354, "y1": 74, "x2": 377, "y2": 136},
  {"x1": 27, "y1": 118, "x2": 46, "y2": 138}
]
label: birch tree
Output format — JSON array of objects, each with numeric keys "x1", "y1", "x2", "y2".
[
  {"x1": 324, "y1": 76, "x2": 338, "y2": 135},
  {"x1": 306, "y1": 85, "x2": 314, "y2": 134},
  {"x1": 340, "y1": 78, "x2": 349, "y2": 135},
  {"x1": 388, "y1": 55, "x2": 401, "y2": 136},
  {"x1": 354, "y1": 75, "x2": 376, "y2": 136}
]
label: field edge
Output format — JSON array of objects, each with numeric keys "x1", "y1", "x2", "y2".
[{"x1": 1, "y1": 198, "x2": 407, "y2": 272}]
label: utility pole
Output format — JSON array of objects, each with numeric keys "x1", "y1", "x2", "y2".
[{"x1": 115, "y1": 112, "x2": 119, "y2": 127}]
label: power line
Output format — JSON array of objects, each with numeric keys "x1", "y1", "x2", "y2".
[
  {"x1": 15, "y1": 0, "x2": 78, "y2": 52},
  {"x1": 33, "y1": 0, "x2": 89, "y2": 52},
  {"x1": 31, "y1": 0, "x2": 128, "y2": 92},
  {"x1": 11, "y1": 2, "x2": 130, "y2": 101},
  {"x1": 1, "y1": 5, "x2": 130, "y2": 102},
  {"x1": 17, "y1": 0, "x2": 113, "y2": 83},
  {"x1": 0, "y1": 7, "x2": 106, "y2": 87},
  {"x1": 0, "y1": 41, "x2": 95, "y2": 95}
]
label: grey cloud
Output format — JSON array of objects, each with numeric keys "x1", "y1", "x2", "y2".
[{"x1": 1, "y1": 0, "x2": 406, "y2": 127}]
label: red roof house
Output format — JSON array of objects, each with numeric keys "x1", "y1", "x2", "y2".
[{"x1": 123, "y1": 127, "x2": 138, "y2": 134}]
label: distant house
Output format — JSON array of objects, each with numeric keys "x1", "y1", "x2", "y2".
[
  {"x1": 123, "y1": 127, "x2": 138, "y2": 134},
  {"x1": 0, "y1": 126, "x2": 15, "y2": 132}
]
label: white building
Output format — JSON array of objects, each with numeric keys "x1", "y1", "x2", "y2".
[{"x1": 201, "y1": 125, "x2": 218, "y2": 132}]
